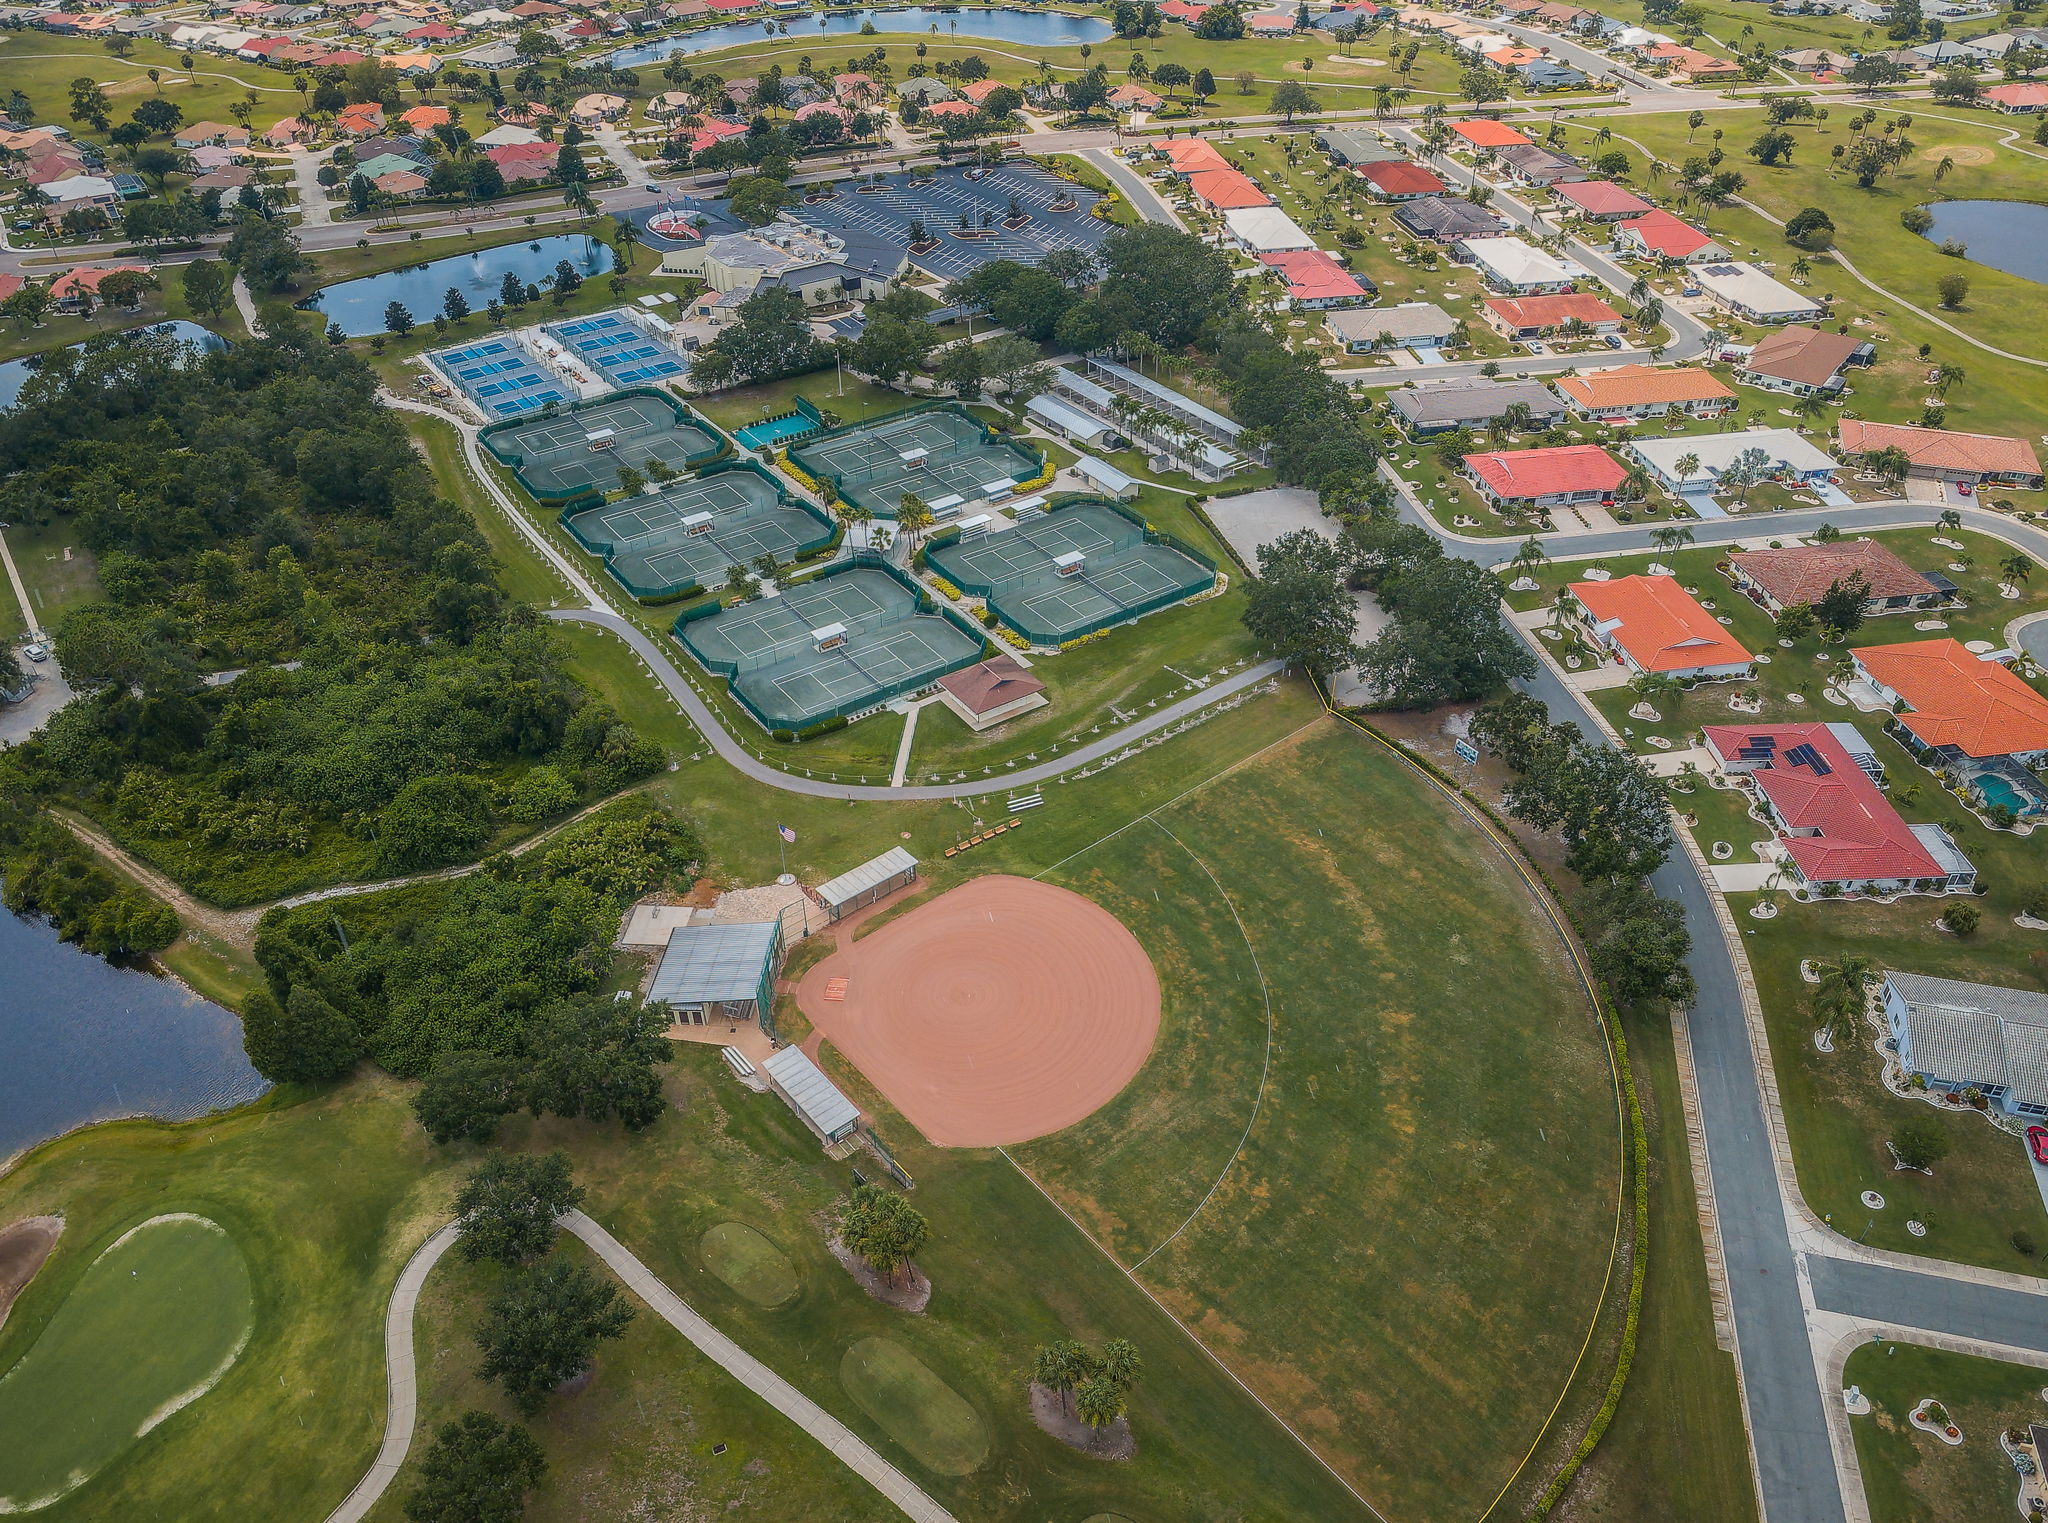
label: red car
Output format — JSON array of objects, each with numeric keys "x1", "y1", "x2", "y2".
[
  {"x1": 1958, "y1": 482, "x2": 1974, "y2": 497},
  {"x1": 2029, "y1": 1125, "x2": 2048, "y2": 1167}
]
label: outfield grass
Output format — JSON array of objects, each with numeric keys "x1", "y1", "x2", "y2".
[
  {"x1": 1844, "y1": 1341, "x2": 2048, "y2": 1523},
  {"x1": 1012, "y1": 719, "x2": 1625, "y2": 1521},
  {"x1": 0, "y1": 1215, "x2": 252, "y2": 1511}
]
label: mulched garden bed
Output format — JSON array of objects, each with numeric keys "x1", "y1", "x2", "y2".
[{"x1": 1028, "y1": 1381, "x2": 1135, "y2": 1460}]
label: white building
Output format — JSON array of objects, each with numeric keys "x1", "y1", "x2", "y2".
[
  {"x1": 1220, "y1": 205, "x2": 1317, "y2": 255},
  {"x1": 1627, "y1": 429, "x2": 1841, "y2": 492},
  {"x1": 1692, "y1": 261, "x2": 1827, "y2": 324},
  {"x1": 1459, "y1": 236, "x2": 1587, "y2": 295}
]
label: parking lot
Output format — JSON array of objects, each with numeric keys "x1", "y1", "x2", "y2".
[{"x1": 780, "y1": 164, "x2": 1113, "y2": 281}]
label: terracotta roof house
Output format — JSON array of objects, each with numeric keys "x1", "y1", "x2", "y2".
[
  {"x1": 399, "y1": 104, "x2": 453, "y2": 131},
  {"x1": 1187, "y1": 168, "x2": 1270, "y2": 209},
  {"x1": 1463, "y1": 444, "x2": 1627, "y2": 509},
  {"x1": 372, "y1": 168, "x2": 430, "y2": 197},
  {"x1": 174, "y1": 121, "x2": 251, "y2": 149},
  {"x1": 960, "y1": 78, "x2": 1008, "y2": 105},
  {"x1": 1612, "y1": 208, "x2": 1725, "y2": 263},
  {"x1": 49, "y1": 264, "x2": 149, "y2": 307},
  {"x1": 1481, "y1": 291, "x2": 1622, "y2": 338},
  {"x1": 1734, "y1": 325, "x2": 1870, "y2": 397},
  {"x1": 484, "y1": 141, "x2": 558, "y2": 180},
  {"x1": 1834, "y1": 419, "x2": 2044, "y2": 489},
  {"x1": 1728, "y1": 538, "x2": 1952, "y2": 618},
  {"x1": 1257, "y1": 248, "x2": 1374, "y2": 307},
  {"x1": 1567, "y1": 573, "x2": 1755, "y2": 679},
  {"x1": 1549, "y1": 178, "x2": 1653, "y2": 220},
  {"x1": 1358, "y1": 158, "x2": 1447, "y2": 199},
  {"x1": 1485, "y1": 44, "x2": 1546, "y2": 66},
  {"x1": 1153, "y1": 136, "x2": 1231, "y2": 175},
  {"x1": 677, "y1": 118, "x2": 749, "y2": 154},
  {"x1": 935, "y1": 656, "x2": 1048, "y2": 731},
  {"x1": 1984, "y1": 81, "x2": 2048, "y2": 112},
  {"x1": 334, "y1": 103, "x2": 386, "y2": 136},
  {"x1": 1701, "y1": 722, "x2": 1971, "y2": 894},
  {"x1": 1247, "y1": 10, "x2": 1299, "y2": 33},
  {"x1": 1555, "y1": 363, "x2": 1735, "y2": 419},
  {"x1": 264, "y1": 116, "x2": 313, "y2": 146},
  {"x1": 1159, "y1": 0, "x2": 1209, "y2": 19},
  {"x1": 1450, "y1": 117, "x2": 1532, "y2": 148},
  {"x1": 1107, "y1": 82, "x2": 1164, "y2": 108},
  {"x1": 1851, "y1": 639, "x2": 2048, "y2": 765},
  {"x1": 923, "y1": 99, "x2": 979, "y2": 120}
]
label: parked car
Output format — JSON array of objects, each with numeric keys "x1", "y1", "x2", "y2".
[
  {"x1": 1957, "y1": 481, "x2": 1974, "y2": 497},
  {"x1": 1524, "y1": 340, "x2": 1546, "y2": 355},
  {"x1": 22, "y1": 643, "x2": 49, "y2": 663},
  {"x1": 2029, "y1": 1124, "x2": 2048, "y2": 1166},
  {"x1": 1604, "y1": 333, "x2": 1625, "y2": 349}
]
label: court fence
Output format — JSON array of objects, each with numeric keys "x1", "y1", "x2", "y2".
[
  {"x1": 733, "y1": 394, "x2": 827, "y2": 453},
  {"x1": 556, "y1": 460, "x2": 838, "y2": 604},
  {"x1": 923, "y1": 493, "x2": 1219, "y2": 646},
  {"x1": 672, "y1": 550, "x2": 992, "y2": 736},
  {"x1": 783, "y1": 401, "x2": 1044, "y2": 517},
  {"x1": 479, "y1": 387, "x2": 729, "y2": 502}
]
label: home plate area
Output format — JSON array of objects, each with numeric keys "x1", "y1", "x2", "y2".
[{"x1": 794, "y1": 876, "x2": 1161, "y2": 1148}]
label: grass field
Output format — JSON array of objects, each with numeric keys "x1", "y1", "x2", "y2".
[
  {"x1": 0, "y1": 1215, "x2": 252, "y2": 1511},
  {"x1": 839, "y1": 1336, "x2": 992, "y2": 1477},
  {"x1": 700, "y1": 1221, "x2": 799, "y2": 1307},
  {"x1": 1844, "y1": 1341, "x2": 2048, "y2": 1523},
  {"x1": 1012, "y1": 718, "x2": 1625, "y2": 1521}
]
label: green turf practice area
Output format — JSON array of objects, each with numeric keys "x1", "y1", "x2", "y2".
[
  {"x1": 481, "y1": 389, "x2": 725, "y2": 501},
  {"x1": 0, "y1": 1215, "x2": 253, "y2": 1512},
  {"x1": 675, "y1": 559, "x2": 984, "y2": 732},
  {"x1": 561, "y1": 462, "x2": 835, "y2": 599},
  {"x1": 926, "y1": 498, "x2": 1216, "y2": 646},
  {"x1": 698, "y1": 1221, "x2": 798, "y2": 1308},
  {"x1": 788, "y1": 404, "x2": 1041, "y2": 520}
]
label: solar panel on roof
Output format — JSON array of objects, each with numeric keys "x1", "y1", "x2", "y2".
[{"x1": 1785, "y1": 743, "x2": 1831, "y2": 774}]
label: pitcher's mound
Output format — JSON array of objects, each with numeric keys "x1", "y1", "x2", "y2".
[{"x1": 795, "y1": 876, "x2": 1160, "y2": 1146}]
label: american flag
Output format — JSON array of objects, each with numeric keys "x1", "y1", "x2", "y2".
[{"x1": 777, "y1": 824, "x2": 797, "y2": 844}]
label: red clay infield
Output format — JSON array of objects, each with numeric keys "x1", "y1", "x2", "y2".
[{"x1": 794, "y1": 875, "x2": 1161, "y2": 1147}]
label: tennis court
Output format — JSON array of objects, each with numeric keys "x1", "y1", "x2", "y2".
[
  {"x1": 430, "y1": 337, "x2": 569, "y2": 417},
  {"x1": 562, "y1": 463, "x2": 834, "y2": 598},
  {"x1": 789, "y1": 405, "x2": 1040, "y2": 519},
  {"x1": 542, "y1": 309, "x2": 689, "y2": 388},
  {"x1": 926, "y1": 499, "x2": 1216, "y2": 644},
  {"x1": 481, "y1": 389, "x2": 724, "y2": 500},
  {"x1": 676, "y1": 563, "x2": 983, "y2": 731}
]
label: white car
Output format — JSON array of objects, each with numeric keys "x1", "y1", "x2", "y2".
[{"x1": 22, "y1": 643, "x2": 48, "y2": 663}]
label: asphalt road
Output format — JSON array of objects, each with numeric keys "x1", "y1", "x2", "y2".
[{"x1": 1812, "y1": 1257, "x2": 2048, "y2": 1354}]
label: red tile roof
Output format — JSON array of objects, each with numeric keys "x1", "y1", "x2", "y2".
[
  {"x1": 1159, "y1": 0, "x2": 1208, "y2": 15},
  {"x1": 1483, "y1": 292, "x2": 1621, "y2": 330},
  {"x1": 1358, "y1": 159, "x2": 1446, "y2": 196},
  {"x1": 1187, "y1": 168, "x2": 1270, "y2": 208},
  {"x1": 1616, "y1": 207, "x2": 1718, "y2": 258},
  {"x1": 1570, "y1": 573, "x2": 1755, "y2": 672},
  {"x1": 1555, "y1": 363, "x2": 1734, "y2": 412},
  {"x1": 1853, "y1": 639, "x2": 2048, "y2": 758},
  {"x1": 938, "y1": 656, "x2": 1045, "y2": 715},
  {"x1": 49, "y1": 265, "x2": 149, "y2": 299},
  {"x1": 1701, "y1": 723, "x2": 1943, "y2": 883},
  {"x1": 1450, "y1": 118, "x2": 1532, "y2": 148},
  {"x1": 1729, "y1": 539, "x2": 1934, "y2": 607},
  {"x1": 1154, "y1": 137, "x2": 1231, "y2": 174},
  {"x1": 1986, "y1": 82, "x2": 2048, "y2": 109},
  {"x1": 1550, "y1": 178, "x2": 1652, "y2": 217},
  {"x1": 1835, "y1": 419, "x2": 2042, "y2": 481},
  {"x1": 1467, "y1": 444, "x2": 1627, "y2": 501},
  {"x1": 1257, "y1": 248, "x2": 1369, "y2": 303}
]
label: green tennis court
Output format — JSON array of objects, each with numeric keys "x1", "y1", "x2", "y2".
[
  {"x1": 927, "y1": 499, "x2": 1216, "y2": 645},
  {"x1": 481, "y1": 389, "x2": 724, "y2": 500},
  {"x1": 675, "y1": 562, "x2": 982, "y2": 731},
  {"x1": 562, "y1": 464, "x2": 834, "y2": 599},
  {"x1": 789, "y1": 405, "x2": 1040, "y2": 519}
]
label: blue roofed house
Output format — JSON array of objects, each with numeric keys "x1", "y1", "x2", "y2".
[
  {"x1": 1882, "y1": 971, "x2": 2048, "y2": 1117},
  {"x1": 1520, "y1": 58, "x2": 1589, "y2": 89}
]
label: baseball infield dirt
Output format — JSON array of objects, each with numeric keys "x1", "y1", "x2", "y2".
[{"x1": 794, "y1": 876, "x2": 1161, "y2": 1148}]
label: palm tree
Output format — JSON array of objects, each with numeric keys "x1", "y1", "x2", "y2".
[
  {"x1": 1672, "y1": 451, "x2": 1702, "y2": 489},
  {"x1": 2001, "y1": 552, "x2": 2033, "y2": 587},
  {"x1": 895, "y1": 492, "x2": 935, "y2": 552},
  {"x1": 1650, "y1": 523, "x2": 1695, "y2": 554},
  {"x1": 1933, "y1": 362, "x2": 1966, "y2": 396},
  {"x1": 1810, "y1": 954, "x2": 1873, "y2": 1045},
  {"x1": 1937, "y1": 507, "x2": 1963, "y2": 533},
  {"x1": 1510, "y1": 535, "x2": 1549, "y2": 578}
]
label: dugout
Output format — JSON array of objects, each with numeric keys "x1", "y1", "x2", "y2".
[
  {"x1": 647, "y1": 919, "x2": 784, "y2": 1038},
  {"x1": 811, "y1": 847, "x2": 919, "y2": 922},
  {"x1": 762, "y1": 1046, "x2": 861, "y2": 1145}
]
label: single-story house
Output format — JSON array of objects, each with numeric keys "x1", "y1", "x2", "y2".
[
  {"x1": 40, "y1": 175, "x2": 121, "y2": 226},
  {"x1": 1358, "y1": 158, "x2": 1447, "y2": 200},
  {"x1": 1316, "y1": 127, "x2": 1401, "y2": 166},
  {"x1": 1612, "y1": 208, "x2": 1726, "y2": 263},
  {"x1": 1550, "y1": 178, "x2": 1653, "y2": 220},
  {"x1": 1458, "y1": 235, "x2": 1585, "y2": 294},
  {"x1": 1733, "y1": 325, "x2": 1872, "y2": 396},
  {"x1": 1693, "y1": 261, "x2": 1826, "y2": 324},
  {"x1": 485, "y1": 142, "x2": 558, "y2": 182},
  {"x1": 1324, "y1": 300, "x2": 1460, "y2": 352},
  {"x1": 647, "y1": 919, "x2": 783, "y2": 1029},
  {"x1": 1494, "y1": 143, "x2": 1587, "y2": 186},
  {"x1": 1153, "y1": 136, "x2": 1230, "y2": 175},
  {"x1": 1983, "y1": 81, "x2": 2048, "y2": 113},
  {"x1": 935, "y1": 655, "x2": 1049, "y2": 731},
  {"x1": 1702, "y1": 722, "x2": 1974, "y2": 896},
  {"x1": 570, "y1": 92, "x2": 629, "y2": 123},
  {"x1": 1257, "y1": 248, "x2": 1374, "y2": 307},
  {"x1": 371, "y1": 169, "x2": 430, "y2": 198},
  {"x1": 1778, "y1": 46, "x2": 1843, "y2": 72},
  {"x1": 1555, "y1": 363, "x2": 1735, "y2": 419},
  {"x1": 1568, "y1": 573, "x2": 1755, "y2": 679},
  {"x1": 399, "y1": 104, "x2": 453, "y2": 133},
  {"x1": 1107, "y1": 82, "x2": 1164, "y2": 109},
  {"x1": 1188, "y1": 169, "x2": 1271, "y2": 210},
  {"x1": 1851, "y1": 639, "x2": 2048, "y2": 767},
  {"x1": 1392, "y1": 195, "x2": 1504, "y2": 242},
  {"x1": 1482, "y1": 291, "x2": 1622, "y2": 338},
  {"x1": 1627, "y1": 429, "x2": 1840, "y2": 492},
  {"x1": 174, "y1": 121, "x2": 251, "y2": 150},
  {"x1": 1450, "y1": 117, "x2": 1533, "y2": 149},
  {"x1": 334, "y1": 103, "x2": 386, "y2": 136},
  {"x1": 1390, "y1": 377, "x2": 1566, "y2": 435},
  {"x1": 1221, "y1": 204, "x2": 1315, "y2": 254},
  {"x1": 264, "y1": 117, "x2": 314, "y2": 147},
  {"x1": 1520, "y1": 59, "x2": 1590, "y2": 89},
  {"x1": 1463, "y1": 443, "x2": 1627, "y2": 510},
  {"x1": 476, "y1": 122, "x2": 544, "y2": 146},
  {"x1": 897, "y1": 76, "x2": 955, "y2": 103},
  {"x1": 1882, "y1": 971, "x2": 2048, "y2": 1118},
  {"x1": 1728, "y1": 538, "x2": 1953, "y2": 618},
  {"x1": 1247, "y1": 10, "x2": 1298, "y2": 33},
  {"x1": 1834, "y1": 419, "x2": 2044, "y2": 489}
]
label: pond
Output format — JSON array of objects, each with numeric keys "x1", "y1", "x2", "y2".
[
  {"x1": 610, "y1": 5, "x2": 1113, "y2": 66},
  {"x1": 298, "y1": 233, "x2": 616, "y2": 337},
  {"x1": 0, "y1": 320, "x2": 225, "y2": 412},
  {"x1": 1917, "y1": 199, "x2": 2048, "y2": 285},
  {"x1": 0, "y1": 910, "x2": 268, "y2": 1167}
]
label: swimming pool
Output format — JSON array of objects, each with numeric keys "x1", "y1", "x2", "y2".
[
  {"x1": 1972, "y1": 770, "x2": 2045, "y2": 816},
  {"x1": 541, "y1": 309, "x2": 688, "y2": 389}
]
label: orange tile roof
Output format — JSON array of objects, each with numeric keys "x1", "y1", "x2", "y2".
[
  {"x1": 1450, "y1": 118, "x2": 1532, "y2": 148},
  {"x1": 1834, "y1": 419, "x2": 2042, "y2": 482},
  {"x1": 1555, "y1": 364, "x2": 1734, "y2": 411},
  {"x1": 1852, "y1": 639, "x2": 2048, "y2": 758},
  {"x1": 1569, "y1": 574, "x2": 1754, "y2": 673},
  {"x1": 1187, "y1": 168, "x2": 1270, "y2": 209},
  {"x1": 1154, "y1": 136, "x2": 1231, "y2": 174},
  {"x1": 1483, "y1": 292, "x2": 1621, "y2": 329},
  {"x1": 1464, "y1": 444, "x2": 1626, "y2": 500}
]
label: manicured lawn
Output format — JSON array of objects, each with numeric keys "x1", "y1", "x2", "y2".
[
  {"x1": 0, "y1": 1216, "x2": 253, "y2": 1511},
  {"x1": 1014, "y1": 719, "x2": 1626, "y2": 1521},
  {"x1": 0, "y1": 31, "x2": 303, "y2": 155},
  {"x1": 1844, "y1": 1341, "x2": 2048, "y2": 1523},
  {"x1": 0, "y1": 517, "x2": 100, "y2": 634},
  {"x1": 839, "y1": 1336, "x2": 991, "y2": 1477}
]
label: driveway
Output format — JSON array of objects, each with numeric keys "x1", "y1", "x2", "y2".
[{"x1": 0, "y1": 657, "x2": 72, "y2": 747}]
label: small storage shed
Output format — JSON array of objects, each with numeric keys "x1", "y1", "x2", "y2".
[
  {"x1": 762, "y1": 1046, "x2": 862, "y2": 1143},
  {"x1": 812, "y1": 847, "x2": 919, "y2": 921}
]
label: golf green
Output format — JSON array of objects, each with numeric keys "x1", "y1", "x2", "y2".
[
  {"x1": 0, "y1": 1214, "x2": 253, "y2": 1511},
  {"x1": 699, "y1": 1221, "x2": 798, "y2": 1307},
  {"x1": 839, "y1": 1335, "x2": 990, "y2": 1477}
]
